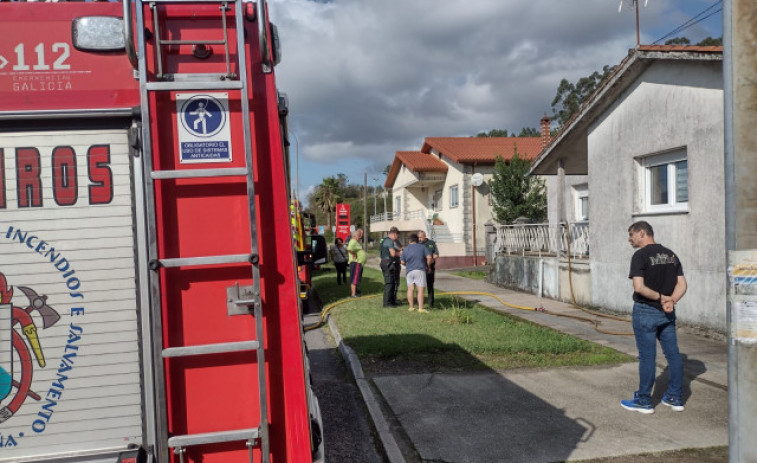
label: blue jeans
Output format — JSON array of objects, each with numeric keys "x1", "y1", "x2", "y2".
[{"x1": 632, "y1": 302, "x2": 683, "y2": 404}]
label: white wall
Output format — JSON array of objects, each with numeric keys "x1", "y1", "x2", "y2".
[
  {"x1": 470, "y1": 166, "x2": 496, "y2": 255},
  {"x1": 433, "y1": 151, "x2": 465, "y2": 237},
  {"x1": 393, "y1": 165, "x2": 417, "y2": 215},
  {"x1": 391, "y1": 152, "x2": 502, "y2": 258},
  {"x1": 588, "y1": 59, "x2": 725, "y2": 329},
  {"x1": 546, "y1": 174, "x2": 588, "y2": 254}
]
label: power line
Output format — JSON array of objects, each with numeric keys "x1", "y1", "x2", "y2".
[
  {"x1": 652, "y1": 0, "x2": 723, "y2": 45},
  {"x1": 653, "y1": 0, "x2": 721, "y2": 44}
]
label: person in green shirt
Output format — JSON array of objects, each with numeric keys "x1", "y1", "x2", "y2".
[{"x1": 347, "y1": 229, "x2": 366, "y2": 298}]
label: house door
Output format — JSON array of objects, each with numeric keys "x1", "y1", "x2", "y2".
[{"x1": 433, "y1": 190, "x2": 442, "y2": 211}]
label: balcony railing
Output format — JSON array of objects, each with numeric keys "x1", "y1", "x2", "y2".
[
  {"x1": 370, "y1": 209, "x2": 426, "y2": 224},
  {"x1": 495, "y1": 222, "x2": 589, "y2": 258},
  {"x1": 561, "y1": 221, "x2": 589, "y2": 258}
]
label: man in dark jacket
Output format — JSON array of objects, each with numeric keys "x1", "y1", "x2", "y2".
[
  {"x1": 418, "y1": 230, "x2": 439, "y2": 307},
  {"x1": 380, "y1": 227, "x2": 401, "y2": 307}
]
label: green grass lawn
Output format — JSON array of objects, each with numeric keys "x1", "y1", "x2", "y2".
[{"x1": 311, "y1": 267, "x2": 631, "y2": 373}]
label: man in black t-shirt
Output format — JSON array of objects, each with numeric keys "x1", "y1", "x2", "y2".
[{"x1": 621, "y1": 221, "x2": 687, "y2": 415}]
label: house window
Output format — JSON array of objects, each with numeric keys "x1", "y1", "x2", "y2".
[
  {"x1": 449, "y1": 185, "x2": 459, "y2": 208},
  {"x1": 433, "y1": 190, "x2": 442, "y2": 211},
  {"x1": 395, "y1": 196, "x2": 401, "y2": 214},
  {"x1": 640, "y1": 149, "x2": 688, "y2": 213},
  {"x1": 573, "y1": 184, "x2": 588, "y2": 221}
]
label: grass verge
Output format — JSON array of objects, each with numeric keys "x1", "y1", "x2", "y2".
[{"x1": 312, "y1": 267, "x2": 631, "y2": 374}]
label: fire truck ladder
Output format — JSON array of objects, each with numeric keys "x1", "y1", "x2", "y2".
[{"x1": 131, "y1": 1, "x2": 269, "y2": 462}]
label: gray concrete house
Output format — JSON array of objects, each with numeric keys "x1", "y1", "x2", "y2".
[{"x1": 527, "y1": 45, "x2": 725, "y2": 330}]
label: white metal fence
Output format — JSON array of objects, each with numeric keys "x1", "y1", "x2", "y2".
[
  {"x1": 370, "y1": 209, "x2": 426, "y2": 224},
  {"x1": 495, "y1": 222, "x2": 589, "y2": 258}
]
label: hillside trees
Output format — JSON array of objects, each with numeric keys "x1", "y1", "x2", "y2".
[
  {"x1": 551, "y1": 65, "x2": 615, "y2": 129},
  {"x1": 551, "y1": 36, "x2": 722, "y2": 129}
]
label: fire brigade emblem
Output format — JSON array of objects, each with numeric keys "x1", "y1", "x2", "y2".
[{"x1": 0, "y1": 272, "x2": 60, "y2": 424}]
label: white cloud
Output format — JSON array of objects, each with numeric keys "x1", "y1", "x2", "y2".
[{"x1": 268, "y1": 0, "x2": 722, "y2": 191}]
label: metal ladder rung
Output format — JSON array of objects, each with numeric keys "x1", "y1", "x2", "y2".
[
  {"x1": 169, "y1": 73, "x2": 237, "y2": 82},
  {"x1": 159, "y1": 39, "x2": 228, "y2": 46},
  {"x1": 168, "y1": 428, "x2": 259, "y2": 448},
  {"x1": 146, "y1": 81, "x2": 243, "y2": 91},
  {"x1": 149, "y1": 0, "x2": 235, "y2": 3},
  {"x1": 151, "y1": 167, "x2": 247, "y2": 180},
  {"x1": 163, "y1": 340, "x2": 259, "y2": 358},
  {"x1": 158, "y1": 254, "x2": 251, "y2": 268}
]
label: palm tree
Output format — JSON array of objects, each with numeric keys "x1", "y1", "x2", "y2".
[{"x1": 312, "y1": 176, "x2": 342, "y2": 230}]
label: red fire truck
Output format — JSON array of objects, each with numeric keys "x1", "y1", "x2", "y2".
[
  {"x1": 0, "y1": 2, "x2": 323, "y2": 462},
  {"x1": 289, "y1": 200, "x2": 326, "y2": 303}
]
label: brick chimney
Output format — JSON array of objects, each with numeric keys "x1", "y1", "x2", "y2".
[{"x1": 540, "y1": 115, "x2": 551, "y2": 149}]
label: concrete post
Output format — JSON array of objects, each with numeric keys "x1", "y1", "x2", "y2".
[
  {"x1": 484, "y1": 221, "x2": 497, "y2": 264},
  {"x1": 556, "y1": 159, "x2": 566, "y2": 256},
  {"x1": 724, "y1": 1, "x2": 757, "y2": 461}
]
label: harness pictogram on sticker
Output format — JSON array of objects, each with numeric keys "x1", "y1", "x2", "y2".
[{"x1": 177, "y1": 93, "x2": 233, "y2": 163}]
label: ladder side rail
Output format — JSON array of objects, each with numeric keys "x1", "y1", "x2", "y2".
[
  {"x1": 134, "y1": 121, "x2": 160, "y2": 463},
  {"x1": 135, "y1": 2, "x2": 172, "y2": 462},
  {"x1": 221, "y1": 2, "x2": 233, "y2": 78},
  {"x1": 233, "y1": 1, "x2": 269, "y2": 460},
  {"x1": 151, "y1": 3, "x2": 165, "y2": 80}
]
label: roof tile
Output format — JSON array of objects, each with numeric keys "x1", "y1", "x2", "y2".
[
  {"x1": 385, "y1": 151, "x2": 447, "y2": 188},
  {"x1": 421, "y1": 137, "x2": 543, "y2": 164}
]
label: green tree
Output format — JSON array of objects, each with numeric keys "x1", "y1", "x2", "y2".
[
  {"x1": 489, "y1": 147, "x2": 546, "y2": 224},
  {"x1": 663, "y1": 36, "x2": 722, "y2": 46},
  {"x1": 696, "y1": 36, "x2": 722, "y2": 46},
  {"x1": 551, "y1": 65, "x2": 615, "y2": 128},
  {"x1": 665, "y1": 37, "x2": 691, "y2": 45},
  {"x1": 311, "y1": 176, "x2": 342, "y2": 230},
  {"x1": 476, "y1": 129, "x2": 509, "y2": 138},
  {"x1": 517, "y1": 127, "x2": 540, "y2": 137}
]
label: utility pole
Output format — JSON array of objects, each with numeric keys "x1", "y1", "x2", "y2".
[
  {"x1": 635, "y1": 0, "x2": 640, "y2": 46},
  {"x1": 363, "y1": 172, "x2": 368, "y2": 250},
  {"x1": 724, "y1": 0, "x2": 757, "y2": 461},
  {"x1": 618, "y1": 0, "x2": 646, "y2": 46}
]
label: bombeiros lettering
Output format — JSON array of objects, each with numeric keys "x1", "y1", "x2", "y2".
[{"x1": 0, "y1": 145, "x2": 113, "y2": 208}]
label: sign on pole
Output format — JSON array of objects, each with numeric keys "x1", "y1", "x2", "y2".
[{"x1": 336, "y1": 203, "x2": 351, "y2": 243}]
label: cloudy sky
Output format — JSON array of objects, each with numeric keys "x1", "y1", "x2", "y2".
[{"x1": 267, "y1": 0, "x2": 723, "y2": 203}]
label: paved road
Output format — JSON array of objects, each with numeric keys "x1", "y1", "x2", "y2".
[
  {"x1": 339, "y1": 265, "x2": 729, "y2": 463},
  {"x1": 304, "y1": 312, "x2": 386, "y2": 463}
]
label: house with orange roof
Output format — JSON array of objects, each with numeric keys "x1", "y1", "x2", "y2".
[
  {"x1": 524, "y1": 45, "x2": 725, "y2": 330},
  {"x1": 373, "y1": 126, "x2": 548, "y2": 268}
]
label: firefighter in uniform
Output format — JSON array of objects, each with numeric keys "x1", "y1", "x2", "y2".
[
  {"x1": 418, "y1": 230, "x2": 439, "y2": 307},
  {"x1": 380, "y1": 227, "x2": 401, "y2": 307}
]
